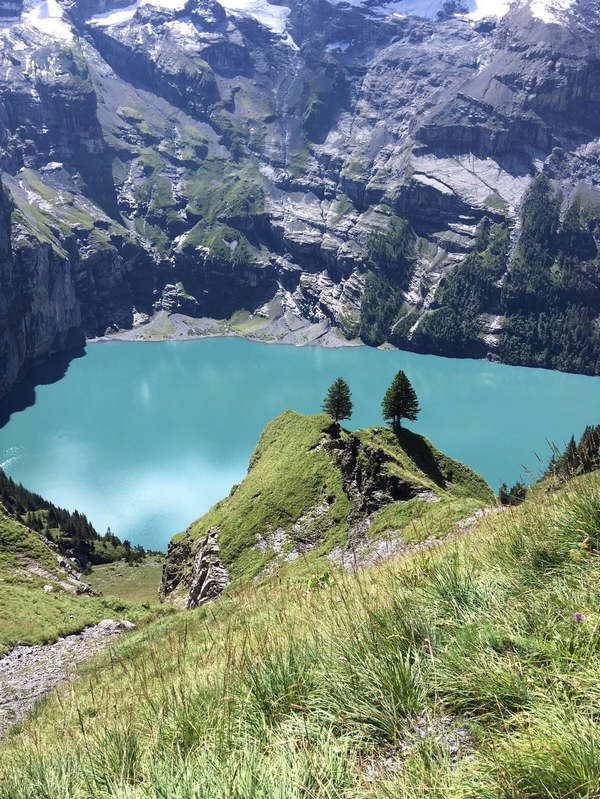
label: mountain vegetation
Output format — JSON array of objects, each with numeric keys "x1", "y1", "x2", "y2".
[
  {"x1": 0, "y1": 469, "x2": 152, "y2": 568},
  {"x1": 2, "y1": 0, "x2": 600, "y2": 390},
  {"x1": 0, "y1": 505, "x2": 154, "y2": 655},
  {"x1": 360, "y1": 218, "x2": 417, "y2": 348},
  {"x1": 4, "y1": 403, "x2": 600, "y2": 798},
  {"x1": 544, "y1": 423, "x2": 600, "y2": 482},
  {"x1": 407, "y1": 220, "x2": 509, "y2": 358},
  {"x1": 3, "y1": 460, "x2": 600, "y2": 797},
  {"x1": 500, "y1": 177, "x2": 600, "y2": 373},
  {"x1": 401, "y1": 177, "x2": 600, "y2": 373},
  {"x1": 160, "y1": 410, "x2": 493, "y2": 606}
]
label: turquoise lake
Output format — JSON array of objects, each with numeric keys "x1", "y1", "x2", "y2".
[{"x1": 0, "y1": 337, "x2": 598, "y2": 552}]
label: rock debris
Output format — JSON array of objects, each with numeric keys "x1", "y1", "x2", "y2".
[{"x1": 0, "y1": 619, "x2": 134, "y2": 739}]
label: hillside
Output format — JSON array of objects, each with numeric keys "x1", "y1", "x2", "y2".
[
  {"x1": 0, "y1": 467, "x2": 153, "y2": 568},
  {"x1": 2, "y1": 455, "x2": 600, "y2": 795},
  {"x1": 0, "y1": 504, "x2": 156, "y2": 655},
  {"x1": 161, "y1": 410, "x2": 495, "y2": 607}
]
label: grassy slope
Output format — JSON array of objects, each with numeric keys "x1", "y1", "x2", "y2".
[
  {"x1": 173, "y1": 411, "x2": 494, "y2": 586},
  {"x1": 0, "y1": 512, "x2": 157, "y2": 654},
  {"x1": 2, "y1": 473, "x2": 600, "y2": 797},
  {"x1": 85, "y1": 559, "x2": 164, "y2": 605}
]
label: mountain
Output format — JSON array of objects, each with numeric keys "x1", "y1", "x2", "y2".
[
  {"x1": 1, "y1": 0, "x2": 600, "y2": 392},
  {"x1": 160, "y1": 410, "x2": 495, "y2": 607}
]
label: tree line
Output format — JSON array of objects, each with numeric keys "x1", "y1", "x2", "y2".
[
  {"x1": 360, "y1": 177, "x2": 600, "y2": 376},
  {"x1": 498, "y1": 423, "x2": 600, "y2": 507},
  {"x1": 0, "y1": 468, "x2": 150, "y2": 568}
]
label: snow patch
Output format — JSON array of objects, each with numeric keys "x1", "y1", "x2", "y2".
[
  {"x1": 324, "y1": 0, "x2": 512, "y2": 18},
  {"x1": 326, "y1": 40, "x2": 350, "y2": 51},
  {"x1": 218, "y1": 0, "x2": 297, "y2": 46},
  {"x1": 89, "y1": 0, "x2": 296, "y2": 44},
  {"x1": 387, "y1": 0, "x2": 511, "y2": 19},
  {"x1": 529, "y1": 0, "x2": 575, "y2": 24},
  {"x1": 23, "y1": 0, "x2": 73, "y2": 40},
  {"x1": 465, "y1": 0, "x2": 511, "y2": 19},
  {"x1": 40, "y1": 161, "x2": 64, "y2": 172},
  {"x1": 163, "y1": 17, "x2": 201, "y2": 37},
  {"x1": 89, "y1": 0, "x2": 186, "y2": 26},
  {"x1": 324, "y1": 0, "x2": 574, "y2": 23}
]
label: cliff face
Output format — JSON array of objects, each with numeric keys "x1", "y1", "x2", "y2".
[
  {"x1": 1, "y1": 179, "x2": 80, "y2": 396},
  {"x1": 0, "y1": 172, "x2": 157, "y2": 394},
  {"x1": 1, "y1": 0, "x2": 600, "y2": 391}
]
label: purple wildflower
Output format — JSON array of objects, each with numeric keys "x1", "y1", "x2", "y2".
[{"x1": 573, "y1": 613, "x2": 585, "y2": 622}]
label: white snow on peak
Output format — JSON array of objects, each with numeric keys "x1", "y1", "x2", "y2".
[
  {"x1": 89, "y1": 0, "x2": 186, "y2": 27},
  {"x1": 528, "y1": 0, "x2": 575, "y2": 24},
  {"x1": 89, "y1": 0, "x2": 297, "y2": 47},
  {"x1": 217, "y1": 0, "x2": 297, "y2": 47},
  {"x1": 325, "y1": 0, "x2": 575, "y2": 24},
  {"x1": 22, "y1": 0, "x2": 74, "y2": 40},
  {"x1": 465, "y1": 0, "x2": 511, "y2": 20},
  {"x1": 325, "y1": 0, "x2": 512, "y2": 19}
]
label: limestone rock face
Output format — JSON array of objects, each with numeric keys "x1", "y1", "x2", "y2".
[
  {"x1": 160, "y1": 527, "x2": 230, "y2": 609},
  {"x1": 0, "y1": 0, "x2": 599, "y2": 389}
]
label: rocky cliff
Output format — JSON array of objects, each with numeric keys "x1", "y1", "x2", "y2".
[
  {"x1": 1, "y1": 0, "x2": 600, "y2": 391},
  {"x1": 161, "y1": 410, "x2": 494, "y2": 607}
]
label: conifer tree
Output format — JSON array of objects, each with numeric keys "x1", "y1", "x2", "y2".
[
  {"x1": 322, "y1": 377, "x2": 353, "y2": 422},
  {"x1": 381, "y1": 369, "x2": 420, "y2": 430}
]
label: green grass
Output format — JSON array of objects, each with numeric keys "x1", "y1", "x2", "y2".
[
  {"x1": 183, "y1": 157, "x2": 265, "y2": 226},
  {"x1": 184, "y1": 223, "x2": 254, "y2": 266},
  {"x1": 3, "y1": 471, "x2": 600, "y2": 796},
  {"x1": 484, "y1": 192, "x2": 509, "y2": 212},
  {"x1": 287, "y1": 145, "x2": 311, "y2": 178},
  {"x1": 176, "y1": 412, "x2": 352, "y2": 584},
  {"x1": 0, "y1": 511, "x2": 158, "y2": 654},
  {"x1": 0, "y1": 582, "x2": 149, "y2": 654},
  {"x1": 330, "y1": 193, "x2": 354, "y2": 222},
  {"x1": 168, "y1": 412, "x2": 493, "y2": 593},
  {"x1": 20, "y1": 169, "x2": 58, "y2": 203},
  {"x1": 85, "y1": 560, "x2": 164, "y2": 605}
]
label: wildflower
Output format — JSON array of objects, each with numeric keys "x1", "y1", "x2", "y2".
[{"x1": 573, "y1": 612, "x2": 585, "y2": 622}]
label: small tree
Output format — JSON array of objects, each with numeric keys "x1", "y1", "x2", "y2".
[
  {"x1": 322, "y1": 377, "x2": 353, "y2": 422},
  {"x1": 381, "y1": 369, "x2": 420, "y2": 430},
  {"x1": 498, "y1": 481, "x2": 527, "y2": 506}
]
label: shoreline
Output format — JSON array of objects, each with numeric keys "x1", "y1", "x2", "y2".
[{"x1": 89, "y1": 309, "x2": 368, "y2": 349}]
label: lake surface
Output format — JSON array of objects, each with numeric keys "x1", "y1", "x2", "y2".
[{"x1": 0, "y1": 338, "x2": 598, "y2": 552}]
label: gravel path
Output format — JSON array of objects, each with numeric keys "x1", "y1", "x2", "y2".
[{"x1": 0, "y1": 619, "x2": 134, "y2": 739}]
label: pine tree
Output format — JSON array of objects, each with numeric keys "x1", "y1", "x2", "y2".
[
  {"x1": 322, "y1": 377, "x2": 353, "y2": 422},
  {"x1": 381, "y1": 370, "x2": 420, "y2": 430},
  {"x1": 564, "y1": 435, "x2": 580, "y2": 475}
]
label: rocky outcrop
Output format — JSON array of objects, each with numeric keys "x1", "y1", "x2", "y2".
[
  {"x1": 161, "y1": 413, "x2": 492, "y2": 606},
  {"x1": 0, "y1": 174, "x2": 157, "y2": 394},
  {"x1": 160, "y1": 527, "x2": 230, "y2": 609},
  {"x1": 328, "y1": 430, "x2": 440, "y2": 521}
]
